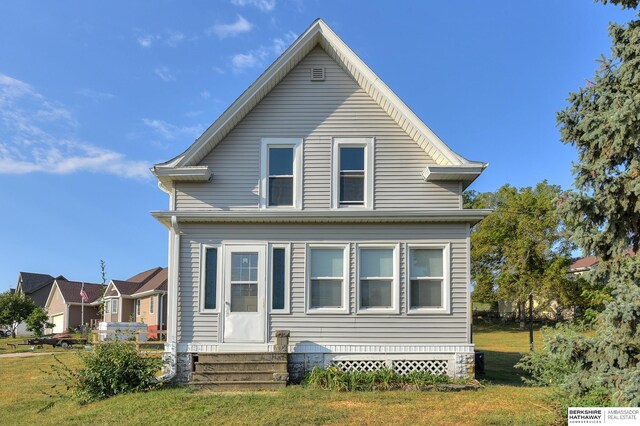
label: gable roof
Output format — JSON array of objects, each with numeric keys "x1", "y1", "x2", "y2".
[
  {"x1": 17, "y1": 272, "x2": 56, "y2": 294},
  {"x1": 569, "y1": 256, "x2": 599, "y2": 272},
  {"x1": 127, "y1": 266, "x2": 163, "y2": 285},
  {"x1": 135, "y1": 268, "x2": 168, "y2": 294},
  {"x1": 111, "y1": 280, "x2": 142, "y2": 296},
  {"x1": 152, "y1": 19, "x2": 486, "y2": 188},
  {"x1": 53, "y1": 280, "x2": 104, "y2": 304},
  {"x1": 102, "y1": 268, "x2": 168, "y2": 298}
]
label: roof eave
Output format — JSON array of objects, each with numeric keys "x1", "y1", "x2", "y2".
[{"x1": 422, "y1": 163, "x2": 488, "y2": 189}]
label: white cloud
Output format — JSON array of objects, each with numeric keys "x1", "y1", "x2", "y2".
[
  {"x1": 166, "y1": 31, "x2": 185, "y2": 47},
  {"x1": 200, "y1": 90, "x2": 211, "y2": 100},
  {"x1": 154, "y1": 66, "x2": 175, "y2": 82},
  {"x1": 142, "y1": 118, "x2": 203, "y2": 141},
  {"x1": 76, "y1": 88, "x2": 116, "y2": 101},
  {"x1": 137, "y1": 34, "x2": 157, "y2": 48},
  {"x1": 212, "y1": 66, "x2": 226, "y2": 75},
  {"x1": 0, "y1": 73, "x2": 150, "y2": 179},
  {"x1": 209, "y1": 15, "x2": 253, "y2": 39},
  {"x1": 231, "y1": 31, "x2": 297, "y2": 71},
  {"x1": 231, "y1": 0, "x2": 276, "y2": 12}
]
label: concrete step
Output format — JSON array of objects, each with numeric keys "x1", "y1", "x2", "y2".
[
  {"x1": 197, "y1": 352, "x2": 287, "y2": 363},
  {"x1": 192, "y1": 371, "x2": 287, "y2": 382},
  {"x1": 191, "y1": 381, "x2": 287, "y2": 392},
  {"x1": 195, "y1": 360, "x2": 288, "y2": 373}
]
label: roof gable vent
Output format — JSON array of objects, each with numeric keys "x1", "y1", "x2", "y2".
[{"x1": 310, "y1": 67, "x2": 325, "y2": 81}]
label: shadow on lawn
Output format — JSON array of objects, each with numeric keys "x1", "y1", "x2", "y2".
[{"x1": 477, "y1": 350, "x2": 527, "y2": 386}]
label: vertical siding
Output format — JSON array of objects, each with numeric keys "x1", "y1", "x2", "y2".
[
  {"x1": 176, "y1": 223, "x2": 469, "y2": 346},
  {"x1": 174, "y1": 46, "x2": 461, "y2": 211}
]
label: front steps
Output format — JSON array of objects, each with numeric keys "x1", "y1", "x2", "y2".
[{"x1": 190, "y1": 352, "x2": 288, "y2": 391}]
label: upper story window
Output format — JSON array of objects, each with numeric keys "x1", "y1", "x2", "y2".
[
  {"x1": 332, "y1": 138, "x2": 374, "y2": 209},
  {"x1": 260, "y1": 138, "x2": 303, "y2": 209}
]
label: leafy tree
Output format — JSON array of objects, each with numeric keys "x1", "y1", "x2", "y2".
[
  {"x1": 466, "y1": 182, "x2": 573, "y2": 327},
  {"x1": 521, "y1": 0, "x2": 640, "y2": 407},
  {"x1": 0, "y1": 291, "x2": 37, "y2": 337},
  {"x1": 26, "y1": 306, "x2": 54, "y2": 337}
]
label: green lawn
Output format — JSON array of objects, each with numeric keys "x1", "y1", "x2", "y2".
[
  {"x1": 0, "y1": 326, "x2": 558, "y2": 426},
  {"x1": 0, "y1": 335, "x2": 73, "y2": 354}
]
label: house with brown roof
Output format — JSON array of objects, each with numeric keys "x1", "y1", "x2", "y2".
[
  {"x1": 102, "y1": 267, "x2": 168, "y2": 337},
  {"x1": 44, "y1": 279, "x2": 103, "y2": 333}
]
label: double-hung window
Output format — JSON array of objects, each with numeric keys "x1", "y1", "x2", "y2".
[
  {"x1": 136, "y1": 299, "x2": 140, "y2": 316},
  {"x1": 149, "y1": 295, "x2": 155, "y2": 314},
  {"x1": 270, "y1": 244, "x2": 290, "y2": 313},
  {"x1": 357, "y1": 245, "x2": 399, "y2": 313},
  {"x1": 260, "y1": 138, "x2": 303, "y2": 209},
  {"x1": 111, "y1": 299, "x2": 118, "y2": 314},
  {"x1": 200, "y1": 244, "x2": 221, "y2": 313},
  {"x1": 104, "y1": 300, "x2": 110, "y2": 314},
  {"x1": 407, "y1": 245, "x2": 450, "y2": 313},
  {"x1": 332, "y1": 138, "x2": 373, "y2": 208},
  {"x1": 307, "y1": 245, "x2": 349, "y2": 313}
]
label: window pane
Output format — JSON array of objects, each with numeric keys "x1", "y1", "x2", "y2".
[
  {"x1": 340, "y1": 147, "x2": 364, "y2": 171},
  {"x1": 310, "y1": 248, "x2": 344, "y2": 277},
  {"x1": 310, "y1": 279, "x2": 342, "y2": 308},
  {"x1": 268, "y1": 177, "x2": 293, "y2": 206},
  {"x1": 231, "y1": 283, "x2": 258, "y2": 312},
  {"x1": 340, "y1": 172, "x2": 364, "y2": 203},
  {"x1": 410, "y1": 279, "x2": 442, "y2": 308},
  {"x1": 272, "y1": 248, "x2": 286, "y2": 310},
  {"x1": 231, "y1": 253, "x2": 258, "y2": 281},
  {"x1": 410, "y1": 249, "x2": 444, "y2": 277},
  {"x1": 112, "y1": 299, "x2": 118, "y2": 313},
  {"x1": 204, "y1": 248, "x2": 217, "y2": 310},
  {"x1": 269, "y1": 147, "x2": 293, "y2": 176},
  {"x1": 360, "y1": 279, "x2": 392, "y2": 308},
  {"x1": 361, "y1": 249, "x2": 393, "y2": 277}
]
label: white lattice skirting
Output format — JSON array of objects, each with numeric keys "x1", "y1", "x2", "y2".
[{"x1": 331, "y1": 359, "x2": 450, "y2": 376}]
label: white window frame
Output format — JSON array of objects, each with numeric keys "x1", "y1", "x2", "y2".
[
  {"x1": 136, "y1": 299, "x2": 140, "y2": 316},
  {"x1": 331, "y1": 137, "x2": 374, "y2": 210},
  {"x1": 356, "y1": 243, "x2": 400, "y2": 314},
  {"x1": 406, "y1": 243, "x2": 451, "y2": 314},
  {"x1": 268, "y1": 243, "x2": 291, "y2": 314},
  {"x1": 149, "y1": 295, "x2": 155, "y2": 314},
  {"x1": 260, "y1": 138, "x2": 303, "y2": 210},
  {"x1": 305, "y1": 243, "x2": 350, "y2": 314},
  {"x1": 104, "y1": 300, "x2": 110, "y2": 314},
  {"x1": 111, "y1": 299, "x2": 118, "y2": 314},
  {"x1": 199, "y1": 243, "x2": 223, "y2": 314}
]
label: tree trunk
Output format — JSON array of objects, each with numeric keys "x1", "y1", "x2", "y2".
[{"x1": 519, "y1": 301, "x2": 526, "y2": 329}]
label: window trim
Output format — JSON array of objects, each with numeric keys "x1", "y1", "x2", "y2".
[
  {"x1": 356, "y1": 243, "x2": 400, "y2": 314},
  {"x1": 111, "y1": 299, "x2": 118, "y2": 314},
  {"x1": 406, "y1": 243, "x2": 451, "y2": 314},
  {"x1": 199, "y1": 243, "x2": 223, "y2": 314},
  {"x1": 136, "y1": 299, "x2": 140, "y2": 316},
  {"x1": 149, "y1": 295, "x2": 155, "y2": 315},
  {"x1": 331, "y1": 137, "x2": 374, "y2": 210},
  {"x1": 268, "y1": 243, "x2": 291, "y2": 314},
  {"x1": 305, "y1": 243, "x2": 350, "y2": 314},
  {"x1": 260, "y1": 138, "x2": 303, "y2": 210},
  {"x1": 104, "y1": 300, "x2": 110, "y2": 314}
]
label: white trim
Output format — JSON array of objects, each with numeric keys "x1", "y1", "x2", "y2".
[
  {"x1": 268, "y1": 243, "x2": 291, "y2": 314},
  {"x1": 199, "y1": 243, "x2": 223, "y2": 314},
  {"x1": 305, "y1": 243, "x2": 350, "y2": 314},
  {"x1": 111, "y1": 299, "x2": 119, "y2": 315},
  {"x1": 176, "y1": 342, "x2": 475, "y2": 354},
  {"x1": 355, "y1": 243, "x2": 400, "y2": 314},
  {"x1": 331, "y1": 137, "x2": 374, "y2": 210},
  {"x1": 406, "y1": 243, "x2": 451, "y2": 314},
  {"x1": 259, "y1": 138, "x2": 303, "y2": 210}
]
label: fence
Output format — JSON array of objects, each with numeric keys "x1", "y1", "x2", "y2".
[{"x1": 90, "y1": 329, "x2": 167, "y2": 355}]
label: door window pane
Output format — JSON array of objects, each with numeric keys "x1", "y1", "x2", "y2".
[
  {"x1": 272, "y1": 248, "x2": 286, "y2": 310},
  {"x1": 231, "y1": 253, "x2": 258, "y2": 281},
  {"x1": 310, "y1": 248, "x2": 343, "y2": 277},
  {"x1": 360, "y1": 279, "x2": 392, "y2": 308},
  {"x1": 410, "y1": 249, "x2": 443, "y2": 277},
  {"x1": 410, "y1": 279, "x2": 442, "y2": 309},
  {"x1": 204, "y1": 248, "x2": 217, "y2": 310},
  {"x1": 231, "y1": 283, "x2": 258, "y2": 312},
  {"x1": 268, "y1": 147, "x2": 293, "y2": 175},
  {"x1": 310, "y1": 279, "x2": 342, "y2": 308},
  {"x1": 360, "y1": 249, "x2": 393, "y2": 277}
]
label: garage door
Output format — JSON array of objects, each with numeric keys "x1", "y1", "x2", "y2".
[{"x1": 51, "y1": 314, "x2": 64, "y2": 334}]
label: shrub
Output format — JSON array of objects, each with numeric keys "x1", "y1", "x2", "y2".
[
  {"x1": 303, "y1": 366, "x2": 451, "y2": 391},
  {"x1": 52, "y1": 342, "x2": 164, "y2": 404},
  {"x1": 25, "y1": 306, "x2": 54, "y2": 337}
]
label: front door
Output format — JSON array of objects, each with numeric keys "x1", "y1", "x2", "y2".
[{"x1": 223, "y1": 245, "x2": 266, "y2": 343}]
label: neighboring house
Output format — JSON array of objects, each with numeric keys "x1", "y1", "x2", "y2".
[
  {"x1": 14, "y1": 272, "x2": 66, "y2": 335},
  {"x1": 569, "y1": 255, "x2": 599, "y2": 275},
  {"x1": 102, "y1": 267, "x2": 168, "y2": 337},
  {"x1": 45, "y1": 279, "x2": 103, "y2": 333},
  {"x1": 151, "y1": 19, "x2": 489, "y2": 385}
]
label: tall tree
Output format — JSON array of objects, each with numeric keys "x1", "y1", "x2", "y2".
[
  {"x1": 467, "y1": 181, "x2": 572, "y2": 327},
  {"x1": 539, "y1": 0, "x2": 640, "y2": 405},
  {"x1": 0, "y1": 291, "x2": 37, "y2": 338}
]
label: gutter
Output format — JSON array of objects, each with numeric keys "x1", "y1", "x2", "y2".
[{"x1": 157, "y1": 215, "x2": 180, "y2": 383}]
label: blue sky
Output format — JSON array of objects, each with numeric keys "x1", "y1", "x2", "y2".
[{"x1": 0, "y1": 1, "x2": 635, "y2": 291}]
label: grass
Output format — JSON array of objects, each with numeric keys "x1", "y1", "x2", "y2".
[{"x1": 0, "y1": 325, "x2": 559, "y2": 426}]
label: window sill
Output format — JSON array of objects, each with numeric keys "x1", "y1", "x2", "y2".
[
  {"x1": 306, "y1": 308, "x2": 350, "y2": 315},
  {"x1": 356, "y1": 308, "x2": 400, "y2": 315},
  {"x1": 407, "y1": 308, "x2": 451, "y2": 315},
  {"x1": 199, "y1": 310, "x2": 220, "y2": 315}
]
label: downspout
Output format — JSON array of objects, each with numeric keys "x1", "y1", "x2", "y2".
[{"x1": 158, "y1": 215, "x2": 180, "y2": 382}]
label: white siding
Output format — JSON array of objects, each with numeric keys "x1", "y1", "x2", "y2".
[
  {"x1": 176, "y1": 223, "x2": 469, "y2": 345},
  {"x1": 175, "y1": 46, "x2": 461, "y2": 211}
]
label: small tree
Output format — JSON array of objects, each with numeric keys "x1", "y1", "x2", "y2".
[
  {"x1": 0, "y1": 291, "x2": 37, "y2": 337},
  {"x1": 26, "y1": 306, "x2": 54, "y2": 337}
]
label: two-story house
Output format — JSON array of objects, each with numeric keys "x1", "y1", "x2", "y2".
[{"x1": 152, "y1": 19, "x2": 489, "y2": 388}]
